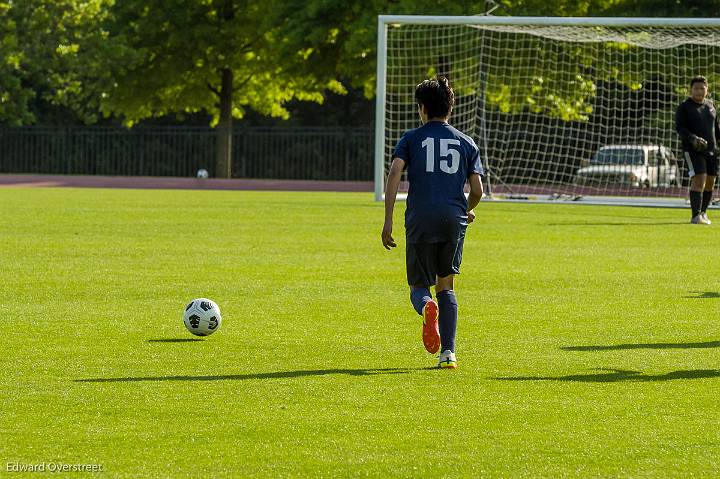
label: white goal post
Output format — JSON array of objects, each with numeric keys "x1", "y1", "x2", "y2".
[{"x1": 374, "y1": 16, "x2": 720, "y2": 206}]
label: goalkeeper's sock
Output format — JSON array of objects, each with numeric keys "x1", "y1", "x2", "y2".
[
  {"x1": 702, "y1": 190, "x2": 713, "y2": 212},
  {"x1": 437, "y1": 290, "x2": 458, "y2": 353},
  {"x1": 410, "y1": 287, "x2": 432, "y2": 316},
  {"x1": 690, "y1": 190, "x2": 702, "y2": 217}
]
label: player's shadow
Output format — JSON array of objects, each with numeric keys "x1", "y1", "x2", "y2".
[
  {"x1": 74, "y1": 368, "x2": 414, "y2": 383},
  {"x1": 560, "y1": 341, "x2": 720, "y2": 351},
  {"x1": 684, "y1": 291, "x2": 720, "y2": 299},
  {"x1": 495, "y1": 368, "x2": 720, "y2": 383},
  {"x1": 147, "y1": 338, "x2": 205, "y2": 343},
  {"x1": 560, "y1": 340, "x2": 720, "y2": 351},
  {"x1": 546, "y1": 221, "x2": 680, "y2": 226}
]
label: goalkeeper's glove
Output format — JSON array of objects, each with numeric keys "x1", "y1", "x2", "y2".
[{"x1": 691, "y1": 135, "x2": 709, "y2": 152}]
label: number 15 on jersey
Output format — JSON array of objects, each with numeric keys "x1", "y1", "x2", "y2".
[{"x1": 421, "y1": 137, "x2": 461, "y2": 174}]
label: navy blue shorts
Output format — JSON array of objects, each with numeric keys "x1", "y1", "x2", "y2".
[
  {"x1": 406, "y1": 237, "x2": 465, "y2": 287},
  {"x1": 684, "y1": 150, "x2": 718, "y2": 176}
]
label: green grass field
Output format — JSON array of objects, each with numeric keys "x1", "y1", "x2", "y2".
[{"x1": 2, "y1": 187, "x2": 719, "y2": 478}]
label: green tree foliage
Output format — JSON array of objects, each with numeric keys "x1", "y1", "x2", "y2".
[
  {"x1": 4, "y1": 0, "x2": 720, "y2": 138},
  {"x1": 0, "y1": 2, "x2": 32, "y2": 125},
  {"x1": 277, "y1": 0, "x2": 720, "y2": 127},
  {"x1": 274, "y1": 0, "x2": 631, "y2": 100},
  {"x1": 601, "y1": 0, "x2": 720, "y2": 17},
  {"x1": 275, "y1": 0, "x2": 494, "y2": 99},
  {"x1": 497, "y1": 0, "x2": 624, "y2": 16},
  {"x1": 91, "y1": 0, "x2": 347, "y2": 176},
  {"x1": 97, "y1": 1, "x2": 344, "y2": 124},
  {"x1": 0, "y1": 0, "x2": 109, "y2": 125}
]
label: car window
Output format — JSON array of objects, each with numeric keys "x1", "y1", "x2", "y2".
[{"x1": 591, "y1": 149, "x2": 644, "y2": 166}]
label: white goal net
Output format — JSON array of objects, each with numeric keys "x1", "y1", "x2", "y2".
[{"x1": 374, "y1": 16, "x2": 720, "y2": 206}]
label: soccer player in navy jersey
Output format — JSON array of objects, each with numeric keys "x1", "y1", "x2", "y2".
[
  {"x1": 381, "y1": 76, "x2": 484, "y2": 369},
  {"x1": 676, "y1": 75, "x2": 720, "y2": 224}
]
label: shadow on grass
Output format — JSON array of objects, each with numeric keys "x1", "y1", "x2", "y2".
[
  {"x1": 148, "y1": 338, "x2": 205, "y2": 343},
  {"x1": 561, "y1": 341, "x2": 720, "y2": 351},
  {"x1": 684, "y1": 291, "x2": 720, "y2": 299},
  {"x1": 75, "y1": 368, "x2": 414, "y2": 383},
  {"x1": 495, "y1": 368, "x2": 720, "y2": 383},
  {"x1": 547, "y1": 222, "x2": 680, "y2": 226}
]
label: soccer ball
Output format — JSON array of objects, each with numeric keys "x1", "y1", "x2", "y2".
[
  {"x1": 183, "y1": 298, "x2": 222, "y2": 336},
  {"x1": 196, "y1": 168, "x2": 209, "y2": 179}
]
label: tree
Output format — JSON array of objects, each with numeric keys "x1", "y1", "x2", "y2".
[
  {"x1": 274, "y1": 0, "x2": 493, "y2": 99},
  {"x1": 273, "y1": 0, "x2": 632, "y2": 101},
  {"x1": 6, "y1": 0, "x2": 720, "y2": 133},
  {"x1": 0, "y1": 2, "x2": 32, "y2": 126},
  {"x1": 0, "y1": 0, "x2": 110, "y2": 126},
  {"x1": 600, "y1": 0, "x2": 720, "y2": 17},
  {"x1": 90, "y1": 0, "x2": 344, "y2": 178}
]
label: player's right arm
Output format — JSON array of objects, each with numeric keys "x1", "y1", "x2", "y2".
[
  {"x1": 676, "y1": 102, "x2": 691, "y2": 140},
  {"x1": 466, "y1": 173, "x2": 483, "y2": 224},
  {"x1": 676, "y1": 102, "x2": 706, "y2": 149},
  {"x1": 382, "y1": 157, "x2": 405, "y2": 250}
]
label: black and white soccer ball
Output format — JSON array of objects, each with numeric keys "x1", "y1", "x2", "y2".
[
  {"x1": 183, "y1": 298, "x2": 222, "y2": 336},
  {"x1": 196, "y1": 168, "x2": 209, "y2": 179}
]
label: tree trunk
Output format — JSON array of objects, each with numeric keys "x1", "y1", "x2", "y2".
[{"x1": 215, "y1": 67, "x2": 233, "y2": 178}]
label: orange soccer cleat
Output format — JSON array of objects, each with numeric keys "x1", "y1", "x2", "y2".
[{"x1": 422, "y1": 300, "x2": 441, "y2": 354}]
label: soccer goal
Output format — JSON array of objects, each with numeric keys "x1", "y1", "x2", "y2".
[{"x1": 374, "y1": 16, "x2": 720, "y2": 206}]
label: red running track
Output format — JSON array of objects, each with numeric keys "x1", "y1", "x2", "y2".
[{"x1": 0, "y1": 174, "x2": 374, "y2": 192}]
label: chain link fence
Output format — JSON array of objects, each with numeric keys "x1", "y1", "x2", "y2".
[{"x1": 0, "y1": 127, "x2": 374, "y2": 181}]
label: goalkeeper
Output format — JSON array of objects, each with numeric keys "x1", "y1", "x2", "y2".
[
  {"x1": 381, "y1": 77, "x2": 484, "y2": 369},
  {"x1": 676, "y1": 75, "x2": 720, "y2": 224}
]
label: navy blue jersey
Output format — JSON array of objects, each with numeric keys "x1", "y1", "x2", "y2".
[
  {"x1": 393, "y1": 121, "x2": 483, "y2": 243},
  {"x1": 676, "y1": 97, "x2": 720, "y2": 152}
]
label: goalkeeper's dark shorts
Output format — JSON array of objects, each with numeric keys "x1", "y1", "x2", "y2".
[
  {"x1": 406, "y1": 235, "x2": 465, "y2": 287},
  {"x1": 684, "y1": 150, "x2": 718, "y2": 177}
]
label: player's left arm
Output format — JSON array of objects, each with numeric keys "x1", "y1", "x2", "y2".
[
  {"x1": 466, "y1": 144, "x2": 484, "y2": 223},
  {"x1": 382, "y1": 157, "x2": 405, "y2": 250},
  {"x1": 466, "y1": 173, "x2": 483, "y2": 224}
]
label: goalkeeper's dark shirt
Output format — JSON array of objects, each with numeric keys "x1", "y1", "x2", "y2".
[
  {"x1": 392, "y1": 121, "x2": 484, "y2": 243},
  {"x1": 676, "y1": 97, "x2": 720, "y2": 152}
]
